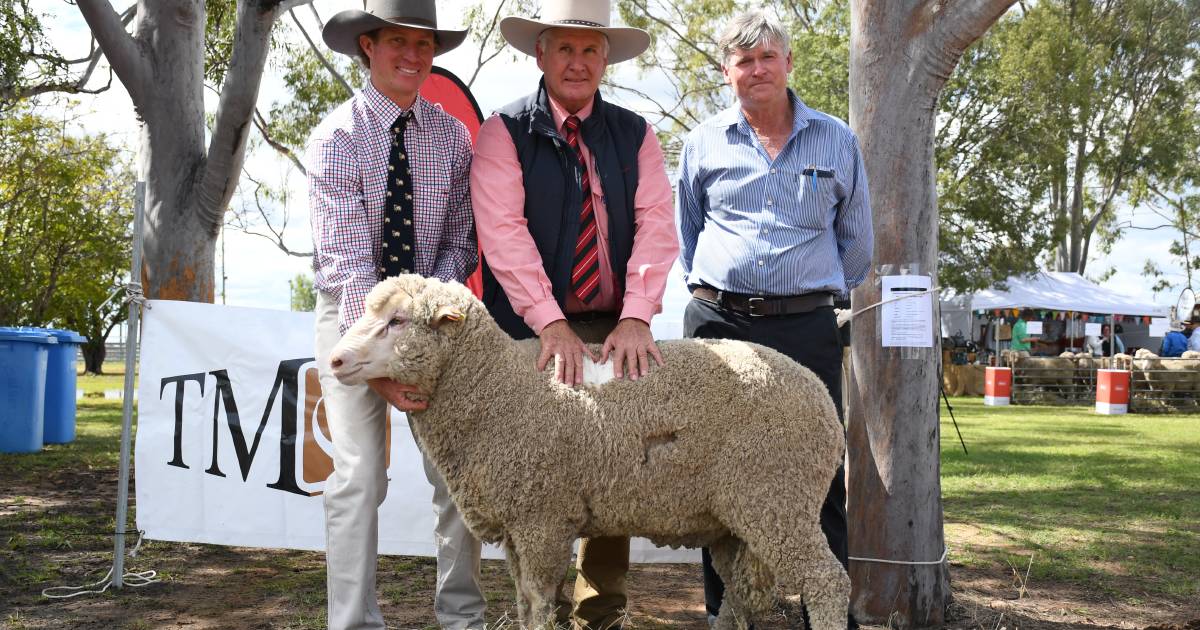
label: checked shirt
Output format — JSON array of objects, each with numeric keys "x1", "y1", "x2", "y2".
[{"x1": 308, "y1": 82, "x2": 477, "y2": 333}]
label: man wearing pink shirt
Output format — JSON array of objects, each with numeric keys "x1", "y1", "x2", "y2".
[{"x1": 469, "y1": 1, "x2": 678, "y2": 627}]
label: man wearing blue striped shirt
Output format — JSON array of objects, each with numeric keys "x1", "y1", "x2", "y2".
[{"x1": 676, "y1": 9, "x2": 871, "y2": 629}]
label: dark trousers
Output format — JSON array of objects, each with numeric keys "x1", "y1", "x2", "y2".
[{"x1": 683, "y1": 298, "x2": 850, "y2": 622}]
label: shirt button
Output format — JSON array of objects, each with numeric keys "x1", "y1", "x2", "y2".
[
  {"x1": 766, "y1": 199, "x2": 774, "y2": 206},
  {"x1": 761, "y1": 228, "x2": 769, "y2": 235},
  {"x1": 770, "y1": 168, "x2": 777, "y2": 174},
  {"x1": 758, "y1": 260, "x2": 765, "y2": 266}
]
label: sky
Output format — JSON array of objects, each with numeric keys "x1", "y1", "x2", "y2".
[{"x1": 39, "y1": 0, "x2": 1184, "y2": 323}]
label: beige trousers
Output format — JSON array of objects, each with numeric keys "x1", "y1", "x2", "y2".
[
  {"x1": 555, "y1": 316, "x2": 630, "y2": 630},
  {"x1": 316, "y1": 292, "x2": 485, "y2": 630}
]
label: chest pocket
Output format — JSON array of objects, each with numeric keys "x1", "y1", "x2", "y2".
[
  {"x1": 412, "y1": 156, "x2": 453, "y2": 202},
  {"x1": 782, "y1": 167, "x2": 838, "y2": 230}
]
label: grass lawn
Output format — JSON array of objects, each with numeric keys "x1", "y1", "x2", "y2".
[
  {"x1": 940, "y1": 397, "x2": 1200, "y2": 604},
  {"x1": 75, "y1": 361, "x2": 132, "y2": 396},
  {"x1": 1, "y1": 396, "x2": 1197, "y2": 628}
]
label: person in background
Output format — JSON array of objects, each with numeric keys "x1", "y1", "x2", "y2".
[
  {"x1": 1098, "y1": 323, "x2": 1125, "y2": 356},
  {"x1": 1010, "y1": 310, "x2": 1032, "y2": 353},
  {"x1": 1160, "y1": 321, "x2": 1188, "y2": 357},
  {"x1": 1187, "y1": 319, "x2": 1200, "y2": 353}
]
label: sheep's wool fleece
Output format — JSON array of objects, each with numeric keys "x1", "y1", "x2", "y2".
[{"x1": 359, "y1": 276, "x2": 849, "y2": 628}]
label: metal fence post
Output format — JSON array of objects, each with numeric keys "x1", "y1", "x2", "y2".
[{"x1": 111, "y1": 181, "x2": 146, "y2": 588}]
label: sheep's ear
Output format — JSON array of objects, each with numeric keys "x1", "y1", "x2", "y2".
[{"x1": 431, "y1": 305, "x2": 466, "y2": 333}]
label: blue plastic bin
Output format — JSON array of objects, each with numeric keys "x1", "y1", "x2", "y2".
[
  {"x1": 41, "y1": 329, "x2": 88, "y2": 444},
  {"x1": 0, "y1": 328, "x2": 56, "y2": 453}
]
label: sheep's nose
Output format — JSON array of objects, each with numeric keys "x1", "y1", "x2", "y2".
[{"x1": 329, "y1": 350, "x2": 351, "y2": 371}]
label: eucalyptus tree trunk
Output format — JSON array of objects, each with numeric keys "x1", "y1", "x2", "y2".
[
  {"x1": 75, "y1": 0, "x2": 306, "y2": 301},
  {"x1": 847, "y1": 1, "x2": 1016, "y2": 626},
  {"x1": 82, "y1": 341, "x2": 108, "y2": 375}
]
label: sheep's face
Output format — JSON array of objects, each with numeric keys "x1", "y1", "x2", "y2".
[{"x1": 329, "y1": 276, "x2": 467, "y2": 395}]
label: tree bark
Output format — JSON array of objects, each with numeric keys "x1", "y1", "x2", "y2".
[
  {"x1": 82, "y1": 341, "x2": 108, "y2": 375},
  {"x1": 847, "y1": 1, "x2": 1015, "y2": 626},
  {"x1": 75, "y1": 0, "x2": 302, "y2": 301}
]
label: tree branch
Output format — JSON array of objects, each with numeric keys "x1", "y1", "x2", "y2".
[
  {"x1": 278, "y1": 0, "x2": 313, "y2": 12},
  {"x1": 196, "y1": 0, "x2": 294, "y2": 234},
  {"x1": 289, "y1": 8, "x2": 353, "y2": 96},
  {"x1": 74, "y1": 0, "x2": 149, "y2": 108},
  {"x1": 228, "y1": 170, "x2": 314, "y2": 257},
  {"x1": 8, "y1": 69, "x2": 115, "y2": 100},
  {"x1": 19, "y1": 7, "x2": 133, "y2": 102},
  {"x1": 934, "y1": 0, "x2": 1020, "y2": 42},
  {"x1": 627, "y1": 0, "x2": 723, "y2": 72},
  {"x1": 925, "y1": 0, "x2": 1019, "y2": 78},
  {"x1": 466, "y1": 0, "x2": 509, "y2": 89},
  {"x1": 252, "y1": 108, "x2": 307, "y2": 175}
]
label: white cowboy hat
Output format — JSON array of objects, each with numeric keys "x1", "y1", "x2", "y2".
[
  {"x1": 499, "y1": 0, "x2": 651, "y2": 64},
  {"x1": 322, "y1": 0, "x2": 468, "y2": 58}
]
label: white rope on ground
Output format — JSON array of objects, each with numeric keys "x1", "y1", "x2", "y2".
[
  {"x1": 849, "y1": 546, "x2": 950, "y2": 566},
  {"x1": 41, "y1": 530, "x2": 159, "y2": 599}
]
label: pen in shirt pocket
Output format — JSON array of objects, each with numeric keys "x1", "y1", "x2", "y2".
[{"x1": 802, "y1": 165, "x2": 835, "y2": 192}]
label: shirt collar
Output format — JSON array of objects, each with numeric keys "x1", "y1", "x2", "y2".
[
  {"x1": 362, "y1": 80, "x2": 426, "y2": 132},
  {"x1": 724, "y1": 89, "x2": 812, "y2": 139},
  {"x1": 547, "y1": 92, "x2": 595, "y2": 134}
]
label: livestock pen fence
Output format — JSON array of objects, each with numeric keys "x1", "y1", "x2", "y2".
[
  {"x1": 1008, "y1": 355, "x2": 1098, "y2": 406},
  {"x1": 1001, "y1": 355, "x2": 1200, "y2": 412},
  {"x1": 1129, "y1": 358, "x2": 1200, "y2": 413}
]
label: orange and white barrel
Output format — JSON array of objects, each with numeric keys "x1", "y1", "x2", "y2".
[
  {"x1": 984, "y1": 367, "x2": 1012, "y2": 406},
  {"x1": 1096, "y1": 369, "x2": 1130, "y2": 415}
]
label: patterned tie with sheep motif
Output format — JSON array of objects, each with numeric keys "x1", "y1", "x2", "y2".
[
  {"x1": 380, "y1": 110, "x2": 415, "y2": 280},
  {"x1": 563, "y1": 115, "x2": 601, "y2": 304}
]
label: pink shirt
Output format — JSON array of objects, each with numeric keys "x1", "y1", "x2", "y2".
[{"x1": 470, "y1": 96, "x2": 678, "y2": 334}]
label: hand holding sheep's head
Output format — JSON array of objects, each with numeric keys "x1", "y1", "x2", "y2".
[{"x1": 329, "y1": 276, "x2": 470, "y2": 407}]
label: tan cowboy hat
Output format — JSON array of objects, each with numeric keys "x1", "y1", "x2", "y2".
[
  {"x1": 500, "y1": 0, "x2": 651, "y2": 64},
  {"x1": 322, "y1": 0, "x2": 468, "y2": 58}
]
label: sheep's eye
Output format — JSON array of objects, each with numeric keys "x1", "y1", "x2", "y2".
[{"x1": 388, "y1": 317, "x2": 406, "y2": 328}]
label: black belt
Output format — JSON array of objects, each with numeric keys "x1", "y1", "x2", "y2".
[
  {"x1": 692, "y1": 287, "x2": 833, "y2": 317},
  {"x1": 564, "y1": 310, "x2": 617, "y2": 323}
]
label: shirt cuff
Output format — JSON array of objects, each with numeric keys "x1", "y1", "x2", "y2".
[
  {"x1": 526, "y1": 300, "x2": 568, "y2": 335},
  {"x1": 619, "y1": 296, "x2": 658, "y2": 325}
]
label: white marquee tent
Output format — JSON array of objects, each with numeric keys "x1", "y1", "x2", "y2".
[{"x1": 970, "y1": 271, "x2": 1169, "y2": 317}]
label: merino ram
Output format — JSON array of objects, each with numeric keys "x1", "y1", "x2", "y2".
[{"x1": 328, "y1": 275, "x2": 849, "y2": 630}]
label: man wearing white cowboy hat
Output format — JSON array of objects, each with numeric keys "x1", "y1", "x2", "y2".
[
  {"x1": 309, "y1": 1, "x2": 484, "y2": 628},
  {"x1": 470, "y1": 0, "x2": 678, "y2": 627},
  {"x1": 1187, "y1": 306, "x2": 1200, "y2": 353}
]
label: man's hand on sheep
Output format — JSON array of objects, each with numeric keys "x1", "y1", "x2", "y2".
[
  {"x1": 537, "y1": 319, "x2": 598, "y2": 385},
  {"x1": 601, "y1": 318, "x2": 664, "y2": 381},
  {"x1": 367, "y1": 378, "x2": 429, "y2": 412}
]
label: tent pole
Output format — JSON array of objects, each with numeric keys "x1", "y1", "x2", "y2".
[
  {"x1": 1109, "y1": 313, "x2": 1116, "y2": 369},
  {"x1": 995, "y1": 316, "x2": 1000, "y2": 365}
]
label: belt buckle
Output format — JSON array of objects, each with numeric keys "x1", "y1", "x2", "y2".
[{"x1": 747, "y1": 296, "x2": 766, "y2": 317}]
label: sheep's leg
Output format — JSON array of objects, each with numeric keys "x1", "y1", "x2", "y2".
[
  {"x1": 508, "y1": 531, "x2": 574, "y2": 630},
  {"x1": 503, "y1": 539, "x2": 533, "y2": 624},
  {"x1": 708, "y1": 536, "x2": 767, "y2": 630},
  {"x1": 743, "y1": 532, "x2": 848, "y2": 630}
]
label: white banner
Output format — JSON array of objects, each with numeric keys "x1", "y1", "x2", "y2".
[{"x1": 135, "y1": 299, "x2": 697, "y2": 562}]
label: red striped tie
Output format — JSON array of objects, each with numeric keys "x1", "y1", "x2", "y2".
[{"x1": 563, "y1": 115, "x2": 601, "y2": 304}]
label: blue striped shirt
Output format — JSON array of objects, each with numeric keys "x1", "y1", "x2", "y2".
[{"x1": 676, "y1": 90, "x2": 872, "y2": 298}]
